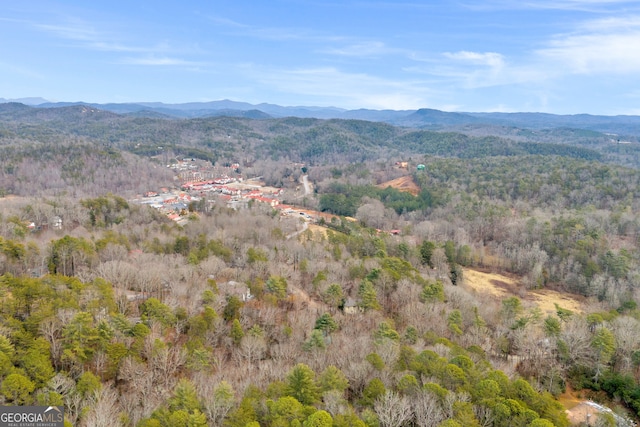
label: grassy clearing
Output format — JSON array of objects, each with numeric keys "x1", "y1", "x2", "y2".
[
  {"x1": 463, "y1": 268, "x2": 584, "y2": 315},
  {"x1": 376, "y1": 175, "x2": 421, "y2": 195}
]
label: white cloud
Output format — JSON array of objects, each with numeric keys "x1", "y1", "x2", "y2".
[
  {"x1": 34, "y1": 21, "x2": 99, "y2": 42},
  {"x1": 84, "y1": 41, "x2": 149, "y2": 53},
  {"x1": 30, "y1": 15, "x2": 207, "y2": 68},
  {"x1": 323, "y1": 41, "x2": 399, "y2": 57},
  {"x1": 422, "y1": 15, "x2": 640, "y2": 91},
  {"x1": 246, "y1": 65, "x2": 433, "y2": 109},
  {"x1": 119, "y1": 56, "x2": 200, "y2": 66},
  {"x1": 471, "y1": 0, "x2": 638, "y2": 12},
  {"x1": 204, "y1": 15, "x2": 248, "y2": 29},
  {"x1": 424, "y1": 51, "x2": 531, "y2": 90},
  {"x1": 537, "y1": 15, "x2": 640, "y2": 74},
  {"x1": 206, "y1": 14, "x2": 333, "y2": 42},
  {"x1": 443, "y1": 51, "x2": 505, "y2": 68}
]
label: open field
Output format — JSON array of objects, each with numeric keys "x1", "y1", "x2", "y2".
[
  {"x1": 307, "y1": 223, "x2": 329, "y2": 238},
  {"x1": 463, "y1": 268, "x2": 584, "y2": 315},
  {"x1": 377, "y1": 175, "x2": 421, "y2": 195}
]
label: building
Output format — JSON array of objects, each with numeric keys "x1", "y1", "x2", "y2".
[{"x1": 343, "y1": 298, "x2": 364, "y2": 314}]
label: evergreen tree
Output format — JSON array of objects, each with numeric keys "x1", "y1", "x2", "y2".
[
  {"x1": 358, "y1": 279, "x2": 380, "y2": 311},
  {"x1": 285, "y1": 363, "x2": 320, "y2": 405}
]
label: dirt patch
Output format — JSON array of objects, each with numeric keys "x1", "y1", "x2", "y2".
[
  {"x1": 463, "y1": 268, "x2": 584, "y2": 315},
  {"x1": 227, "y1": 180, "x2": 281, "y2": 194},
  {"x1": 566, "y1": 402, "x2": 598, "y2": 425},
  {"x1": 377, "y1": 175, "x2": 420, "y2": 196},
  {"x1": 559, "y1": 384, "x2": 583, "y2": 410}
]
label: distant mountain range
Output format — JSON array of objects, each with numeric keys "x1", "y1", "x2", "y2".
[{"x1": 2, "y1": 97, "x2": 640, "y2": 134}]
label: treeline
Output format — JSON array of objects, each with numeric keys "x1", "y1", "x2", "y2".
[
  {"x1": 0, "y1": 141, "x2": 174, "y2": 197},
  {"x1": 414, "y1": 155, "x2": 640, "y2": 210},
  {"x1": 395, "y1": 131, "x2": 602, "y2": 161},
  {"x1": 307, "y1": 154, "x2": 640, "y2": 312},
  {"x1": 318, "y1": 183, "x2": 440, "y2": 217},
  {"x1": 0, "y1": 103, "x2": 631, "y2": 171},
  {"x1": 409, "y1": 155, "x2": 640, "y2": 301}
]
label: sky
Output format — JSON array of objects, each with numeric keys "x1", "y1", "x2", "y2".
[{"x1": 1, "y1": 1, "x2": 640, "y2": 114}]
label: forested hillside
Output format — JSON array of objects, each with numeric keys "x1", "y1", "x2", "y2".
[{"x1": 1, "y1": 104, "x2": 640, "y2": 426}]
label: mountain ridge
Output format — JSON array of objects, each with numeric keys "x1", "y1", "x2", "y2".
[{"x1": 2, "y1": 98, "x2": 640, "y2": 134}]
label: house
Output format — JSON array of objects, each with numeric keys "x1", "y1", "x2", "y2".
[
  {"x1": 51, "y1": 216, "x2": 63, "y2": 230},
  {"x1": 254, "y1": 196, "x2": 279, "y2": 207},
  {"x1": 219, "y1": 280, "x2": 253, "y2": 301},
  {"x1": 343, "y1": 298, "x2": 364, "y2": 314}
]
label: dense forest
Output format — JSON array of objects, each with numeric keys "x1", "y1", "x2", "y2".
[{"x1": 1, "y1": 103, "x2": 640, "y2": 426}]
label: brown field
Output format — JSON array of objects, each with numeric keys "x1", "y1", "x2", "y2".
[
  {"x1": 463, "y1": 268, "x2": 584, "y2": 315},
  {"x1": 377, "y1": 175, "x2": 421, "y2": 196},
  {"x1": 307, "y1": 223, "x2": 329, "y2": 238}
]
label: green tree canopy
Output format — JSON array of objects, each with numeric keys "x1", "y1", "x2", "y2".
[
  {"x1": 285, "y1": 363, "x2": 320, "y2": 405},
  {"x1": 1, "y1": 373, "x2": 35, "y2": 405}
]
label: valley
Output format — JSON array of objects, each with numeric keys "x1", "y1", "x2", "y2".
[{"x1": 0, "y1": 102, "x2": 640, "y2": 426}]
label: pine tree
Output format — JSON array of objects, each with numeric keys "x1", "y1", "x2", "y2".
[
  {"x1": 286, "y1": 363, "x2": 320, "y2": 405},
  {"x1": 358, "y1": 279, "x2": 380, "y2": 311}
]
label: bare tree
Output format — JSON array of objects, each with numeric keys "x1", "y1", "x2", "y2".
[
  {"x1": 234, "y1": 334, "x2": 267, "y2": 364},
  {"x1": 559, "y1": 317, "x2": 594, "y2": 368},
  {"x1": 473, "y1": 404, "x2": 495, "y2": 427},
  {"x1": 322, "y1": 389, "x2": 349, "y2": 417},
  {"x1": 81, "y1": 385, "x2": 122, "y2": 427},
  {"x1": 117, "y1": 357, "x2": 163, "y2": 424},
  {"x1": 195, "y1": 378, "x2": 236, "y2": 427},
  {"x1": 146, "y1": 341, "x2": 187, "y2": 391},
  {"x1": 374, "y1": 390, "x2": 413, "y2": 427},
  {"x1": 611, "y1": 315, "x2": 640, "y2": 374},
  {"x1": 431, "y1": 248, "x2": 449, "y2": 278},
  {"x1": 356, "y1": 198, "x2": 386, "y2": 229},
  {"x1": 412, "y1": 390, "x2": 445, "y2": 427},
  {"x1": 39, "y1": 317, "x2": 63, "y2": 369}
]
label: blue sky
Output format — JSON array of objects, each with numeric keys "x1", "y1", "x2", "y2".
[{"x1": 2, "y1": 1, "x2": 640, "y2": 114}]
